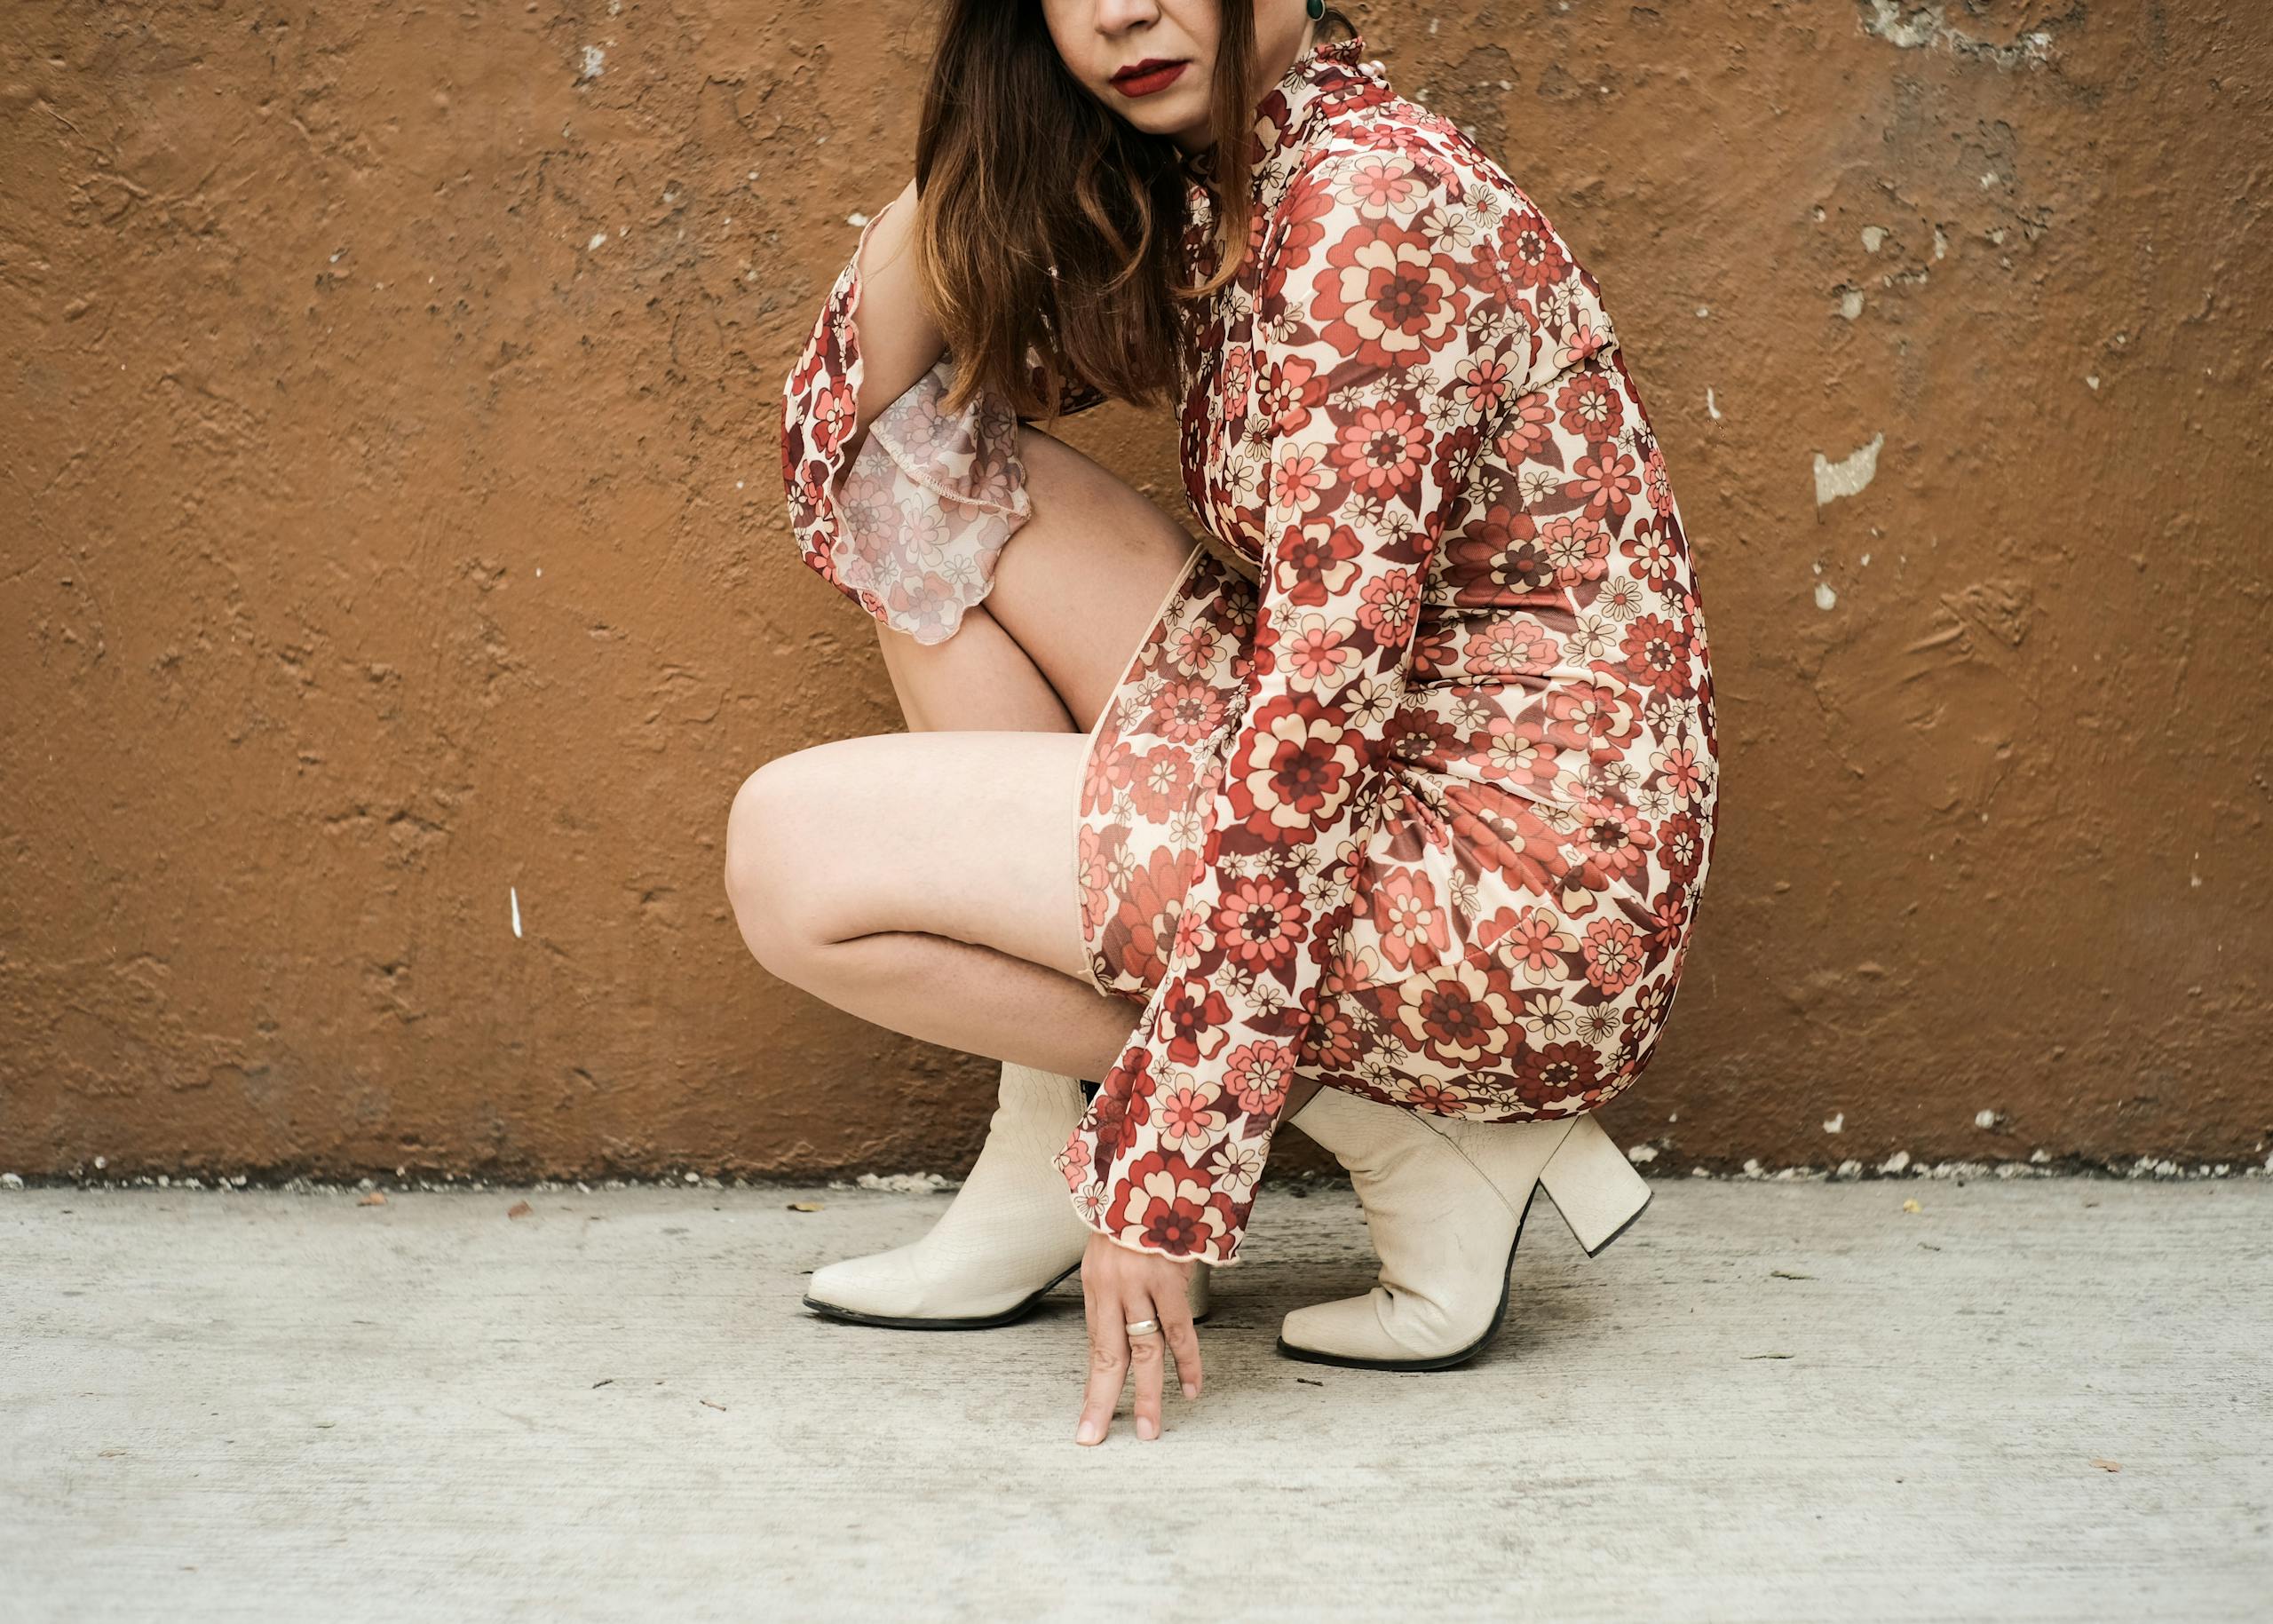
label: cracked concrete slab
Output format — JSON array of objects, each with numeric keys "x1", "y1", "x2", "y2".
[{"x1": 4, "y1": 1177, "x2": 2268, "y2": 1620}]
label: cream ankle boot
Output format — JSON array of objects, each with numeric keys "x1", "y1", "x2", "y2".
[
  {"x1": 1276, "y1": 1087, "x2": 1650, "y2": 1370},
  {"x1": 802, "y1": 1059, "x2": 1212, "y2": 1329}
]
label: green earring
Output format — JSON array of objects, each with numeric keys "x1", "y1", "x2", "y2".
[{"x1": 1306, "y1": 0, "x2": 1325, "y2": 18}]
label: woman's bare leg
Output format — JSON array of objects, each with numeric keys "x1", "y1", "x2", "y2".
[
  {"x1": 725, "y1": 729, "x2": 1139, "y2": 1078},
  {"x1": 729, "y1": 427, "x2": 1200, "y2": 1071},
  {"x1": 876, "y1": 424, "x2": 1201, "y2": 736}
]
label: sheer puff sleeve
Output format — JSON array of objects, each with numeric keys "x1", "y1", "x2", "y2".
[
  {"x1": 778, "y1": 196, "x2": 1106, "y2": 646},
  {"x1": 1055, "y1": 145, "x2": 1616, "y2": 1264}
]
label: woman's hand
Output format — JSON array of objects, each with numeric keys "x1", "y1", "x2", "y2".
[{"x1": 1075, "y1": 1232, "x2": 1202, "y2": 1445}]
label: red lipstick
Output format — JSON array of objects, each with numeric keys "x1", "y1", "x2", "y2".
[{"x1": 1111, "y1": 57, "x2": 1190, "y2": 99}]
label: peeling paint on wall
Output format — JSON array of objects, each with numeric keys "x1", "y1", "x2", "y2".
[{"x1": 1814, "y1": 433, "x2": 1887, "y2": 506}]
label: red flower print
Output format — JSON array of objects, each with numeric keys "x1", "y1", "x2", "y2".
[
  {"x1": 1223, "y1": 1038, "x2": 1297, "y2": 1115},
  {"x1": 1156, "y1": 1085, "x2": 1230, "y2": 1151},
  {"x1": 1223, "y1": 694, "x2": 1365, "y2": 835},
  {"x1": 1573, "y1": 796, "x2": 1655, "y2": 891},
  {"x1": 1333, "y1": 400, "x2": 1430, "y2": 499},
  {"x1": 1447, "y1": 504, "x2": 1554, "y2": 603},
  {"x1": 1105, "y1": 1151, "x2": 1239, "y2": 1258},
  {"x1": 1471, "y1": 713, "x2": 1566, "y2": 795},
  {"x1": 1158, "y1": 976, "x2": 1234, "y2": 1066},
  {"x1": 1148, "y1": 677, "x2": 1230, "y2": 745},
  {"x1": 1286, "y1": 616, "x2": 1355, "y2": 685},
  {"x1": 1311, "y1": 218, "x2": 1470, "y2": 371},
  {"x1": 1129, "y1": 745, "x2": 1198, "y2": 821},
  {"x1": 1538, "y1": 513, "x2": 1612, "y2": 588},
  {"x1": 1086, "y1": 1045, "x2": 1156, "y2": 1165},
  {"x1": 1477, "y1": 903, "x2": 1579, "y2": 978},
  {"x1": 1275, "y1": 519, "x2": 1366, "y2": 606},
  {"x1": 1511, "y1": 1042, "x2": 1604, "y2": 1109},
  {"x1": 1556, "y1": 368, "x2": 1625, "y2": 440},
  {"x1": 1545, "y1": 679, "x2": 1643, "y2": 752},
  {"x1": 1338, "y1": 152, "x2": 1429, "y2": 213},
  {"x1": 1580, "y1": 915, "x2": 1646, "y2": 997},
  {"x1": 1612, "y1": 613, "x2": 1694, "y2": 697},
  {"x1": 1258, "y1": 353, "x2": 1324, "y2": 435},
  {"x1": 1216, "y1": 876, "x2": 1310, "y2": 973},
  {"x1": 1500, "y1": 210, "x2": 1572, "y2": 290},
  {"x1": 1358, "y1": 567, "x2": 1422, "y2": 645},
  {"x1": 1494, "y1": 392, "x2": 1559, "y2": 467},
  {"x1": 1621, "y1": 517, "x2": 1681, "y2": 592},
  {"x1": 1564, "y1": 440, "x2": 1641, "y2": 522},
  {"x1": 1081, "y1": 741, "x2": 1139, "y2": 818},
  {"x1": 1372, "y1": 867, "x2": 1452, "y2": 973},
  {"x1": 1658, "y1": 810, "x2": 1707, "y2": 885},
  {"x1": 1102, "y1": 844, "x2": 1194, "y2": 992},
  {"x1": 1394, "y1": 957, "x2": 1519, "y2": 1066}
]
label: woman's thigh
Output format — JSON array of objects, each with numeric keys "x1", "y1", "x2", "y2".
[
  {"x1": 994, "y1": 425, "x2": 1200, "y2": 729},
  {"x1": 725, "y1": 727, "x2": 1096, "y2": 982}
]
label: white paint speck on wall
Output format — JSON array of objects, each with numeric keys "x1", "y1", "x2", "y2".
[
  {"x1": 510, "y1": 886, "x2": 523, "y2": 939},
  {"x1": 1824, "y1": 1112, "x2": 1845, "y2": 1134},
  {"x1": 581, "y1": 45, "x2": 606, "y2": 80},
  {"x1": 1814, "y1": 432, "x2": 1886, "y2": 506}
]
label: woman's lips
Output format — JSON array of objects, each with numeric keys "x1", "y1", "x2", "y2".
[{"x1": 1112, "y1": 59, "x2": 1189, "y2": 99}]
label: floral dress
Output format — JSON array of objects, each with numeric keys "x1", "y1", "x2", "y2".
[{"x1": 778, "y1": 32, "x2": 1720, "y2": 1268}]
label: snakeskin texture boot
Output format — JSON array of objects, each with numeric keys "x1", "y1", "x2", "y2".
[
  {"x1": 802, "y1": 1059, "x2": 1211, "y2": 1329},
  {"x1": 1277, "y1": 1086, "x2": 1649, "y2": 1369}
]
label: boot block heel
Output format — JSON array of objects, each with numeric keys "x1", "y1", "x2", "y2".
[{"x1": 1537, "y1": 1113, "x2": 1651, "y2": 1256}]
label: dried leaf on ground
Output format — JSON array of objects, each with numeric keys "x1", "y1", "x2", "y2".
[
  {"x1": 506, "y1": 1200, "x2": 533, "y2": 1218},
  {"x1": 358, "y1": 1192, "x2": 387, "y2": 1207},
  {"x1": 2090, "y1": 1458, "x2": 2121, "y2": 1472},
  {"x1": 786, "y1": 1201, "x2": 824, "y2": 1212}
]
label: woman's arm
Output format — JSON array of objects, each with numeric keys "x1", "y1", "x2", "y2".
[
  {"x1": 836, "y1": 178, "x2": 946, "y2": 467},
  {"x1": 778, "y1": 181, "x2": 1047, "y2": 644}
]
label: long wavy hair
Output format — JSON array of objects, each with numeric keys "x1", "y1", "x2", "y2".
[{"x1": 910, "y1": 0, "x2": 1359, "y2": 421}]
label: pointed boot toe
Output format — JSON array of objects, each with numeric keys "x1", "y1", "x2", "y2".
[{"x1": 801, "y1": 1061, "x2": 1090, "y2": 1330}]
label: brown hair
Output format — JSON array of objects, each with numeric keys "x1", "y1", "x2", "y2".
[{"x1": 908, "y1": 0, "x2": 1359, "y2": 421}]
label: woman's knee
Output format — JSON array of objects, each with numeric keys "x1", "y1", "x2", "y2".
[{"x1": 724, "y1": 747, "x2": 842, "y2": 980}]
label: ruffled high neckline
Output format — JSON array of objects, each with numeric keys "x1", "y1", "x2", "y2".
[{"x1": 1244, "y1": 32, "x2": 1385, "y2": 197}]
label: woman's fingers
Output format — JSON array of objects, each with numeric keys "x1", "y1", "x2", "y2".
[
  {"x1": 1160, "y1": 1282, "x2": 1203, "y2": 1401},
  {"x1": 1127, "y1": 1294, "x2": 1166, "y2": 1441},
  {"x1": 1075, "y1": 1252, "x2": 1126, "y2": 1446}
]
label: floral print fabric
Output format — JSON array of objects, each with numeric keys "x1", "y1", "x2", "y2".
[{"x1": 778, "y1": 32, "x2": 1719, "y2": 1268}]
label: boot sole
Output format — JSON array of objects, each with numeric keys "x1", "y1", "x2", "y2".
[
  {"x1": 804, "y1": 1262, "x2": 1216, "y2": 1332},
  {"x1": 1274, "y1": 1176, "x2": 1653, "y2": 1373}
]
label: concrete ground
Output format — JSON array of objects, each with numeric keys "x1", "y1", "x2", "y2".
[{"x1": 3, "y1": 1174, "x2": 2267, "y2": 1621}]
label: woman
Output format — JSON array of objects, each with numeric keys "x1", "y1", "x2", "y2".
[{"x1": 734, "y1": 0, "x2": 1719, "y2": 1445}]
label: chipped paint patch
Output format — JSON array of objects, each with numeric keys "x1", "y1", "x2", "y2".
[
  {"x1": 580, "y1": 45, "x2": 606, "y2": 81},
  {"x1": 1814, "y1": 432, "x2": 1887, "y2": 506},
  {"x1": 1824, "y1": 1112, "x2": 1845, "y2": 1134},
  {"x1": 1858, "y1": 2, "x2": 2058, "y2": 67},
  {"x1": 1814, "y1": 581, "x2": 1839, "y2": 611}
]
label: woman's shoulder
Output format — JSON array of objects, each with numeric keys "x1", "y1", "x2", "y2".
[{"x1": 1281, "y1": 94, "x2": 1622, "y2": 384}]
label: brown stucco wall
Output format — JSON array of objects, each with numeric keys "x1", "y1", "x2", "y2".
[{"x1": 3, "y1": 3, "x2": 2268, "y2": 1184}]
